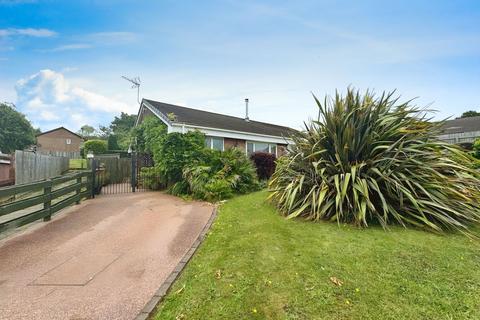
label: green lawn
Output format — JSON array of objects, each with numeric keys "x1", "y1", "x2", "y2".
[
  {"x1": 69, "y1": 158, "x2": 87, "y2": 170},
  {"x1": 154, "y1": 191, "x2": 480, "y2": 320}
]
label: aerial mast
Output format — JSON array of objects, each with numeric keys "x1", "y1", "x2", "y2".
[{"x1": 121, "y1": 76, "x2": 141, "y2": 104}]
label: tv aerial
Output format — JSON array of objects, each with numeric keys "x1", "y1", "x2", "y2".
[{"x1": 121, "y1": 76, "x2": 141, "y2": 104}]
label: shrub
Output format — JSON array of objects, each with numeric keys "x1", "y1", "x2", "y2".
[
  {"x1": 84, "y1": 139, "x2": 107, "y2": 155},
  {"x1": 182, "y1": 148, "x2": 260, "y2": 201},
  {"x1": 474, "y1": 138, "x2": 480, "y2": 159},
  {"x1": 139, "y1": 167, "x2": 165, "y2": 190},
  {"x1": 269, "y1": 88, "x2": 480, "y2": 233},
  {"x1": 154, "y1": 131, "x2": 206, "y2": 185},
  {"x1": 133, "y1": 118, "x2": 260, "y2": 200},
  {"x1": 131, "y1": 116, "x2": 166, "y2": 154},
  {"x1": 250, "y1": 152, "x2": 277, "y2": 180}
]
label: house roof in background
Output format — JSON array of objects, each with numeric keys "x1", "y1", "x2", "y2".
[
  {"x1": 440, "y1": 116, "x2": 480, "y2": 134},
  {"x1": 36, "y1": 126, "x2": 83, "y2": 139},
  {"x1": 143, "y1": 99, "x2": 296, "y2": 138}
]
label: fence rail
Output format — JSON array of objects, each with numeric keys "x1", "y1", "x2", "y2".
[
  {"x1": 37, "y1": 150, "x2": 81, "y2": 159},
  {"x1": 0, "y1": 171, "x2": 91, "y2": 233}
]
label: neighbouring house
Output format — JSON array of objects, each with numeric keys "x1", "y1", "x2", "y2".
[
  {"x1": 437, "y1": 116, "x2": 480, "y2": 145},
  {"x1": 36, "y1": 127, "x2": 84, "y2": 154},
  {"x1": 135, "y1": 99, "x2": 295, "y2": 156}
]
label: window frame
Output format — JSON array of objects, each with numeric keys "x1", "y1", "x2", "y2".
[
  {"x1": 246, "y1": 141, "x2": 278, "y2": 157},
  {"x1": 205, "y1": 136, "x2": 225, "y2": 151},
  {"x1": 66, "y1": 138, "x2": 72, "y2": 145}
]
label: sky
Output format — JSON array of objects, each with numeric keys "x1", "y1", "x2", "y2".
[{"x1": 0, "y1": 0, "x2": 479, "y2": 132}]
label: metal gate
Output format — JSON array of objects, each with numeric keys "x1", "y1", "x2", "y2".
[{"x1": 91, "y1": 153, "x2": 160, "y2": 195}]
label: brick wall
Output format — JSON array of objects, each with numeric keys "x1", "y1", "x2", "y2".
[
  {"x1": 37, "y1": 129, "x2": 83, "y2": 153},
  {"x1": 224, "y1": 138, "x2": 246, "y2": 151}
]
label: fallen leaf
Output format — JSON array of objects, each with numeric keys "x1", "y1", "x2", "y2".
[
  {"x1": 175, "y1": 284, "x2": 185, "y2": 295},
  {"x1": 215, "y1": 270, "x2": 222, "y2": 279},
  {"x1": 330, "y1": 276, "x2": 343, "y2": 286}
]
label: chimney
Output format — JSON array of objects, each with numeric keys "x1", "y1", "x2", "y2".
[{"x1": 244, "y1": 98, "x2": 250, "y2": 122}]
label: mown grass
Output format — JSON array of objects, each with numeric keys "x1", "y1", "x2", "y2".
[
  {"x1": 69, "y1": 158, "x2": 87, "y2": 169},
  {"x1": 154, "y1": 191, "x2": 480, "y2": 320}
]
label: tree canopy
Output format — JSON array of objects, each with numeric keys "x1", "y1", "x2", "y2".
[
  {"x1": 459, "y1": 110, "x2": 480, "y2": 118},
  {"x1": 109, "y1": 112, "x2": 137, "y2": 150},
  {"x1": 0, "y1": 103, "x2": 36, "y2": 154}
]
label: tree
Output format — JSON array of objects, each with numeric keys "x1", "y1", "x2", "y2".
[
  {"x1": 107, "y1": 135, "x2": 120, "y2": 150},
  {"x1": 0, "y1": 103, "x2": 36, "y2": 153},
  {"x1": 78, "y1": 125, "x2": 95, "y2": 138},
  {"x1": 109, "y1": 112, "x2": 137, "y2": 150},
  {"x1": 97, "y1": 125, "x2": 112, "y2": 139},
  {"x1": 110, "y1": 112, "x2": 137, "y2": 133},
  {"x1": 459, "y1": 110, "x2": 480, "y2": 118}
]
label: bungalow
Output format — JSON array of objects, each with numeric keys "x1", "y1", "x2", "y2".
[
  {"x1": 135, "y1": 99, "x2": 295, "y2": 156},
  {"x1": 437, "y1": 116, "x2": 480, "y2": 145}
]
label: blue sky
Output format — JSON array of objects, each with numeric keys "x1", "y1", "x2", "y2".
[{"x1": 1, "y1": 0, "x2": 479, "y2": 132}]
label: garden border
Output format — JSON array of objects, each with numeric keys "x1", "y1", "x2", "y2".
[{"x1": 134, "y1": 206, "x2": 218, "y2": 320}]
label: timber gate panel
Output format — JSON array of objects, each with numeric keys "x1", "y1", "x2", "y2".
[{"x1": 90, "y1": 153, "x2": 159, "y2": 195}]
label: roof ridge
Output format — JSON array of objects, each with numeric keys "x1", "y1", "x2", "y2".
[
  {"x1": 36, "y1": 126, "x2": 83, "y2": 139},
  {"x1": 143, "y1": 99, "x2": 294, "y2": 131}
]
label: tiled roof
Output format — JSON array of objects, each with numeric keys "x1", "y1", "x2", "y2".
[
  {"x1": 144, "y1": 99, "x2": 296, "y2": 138},
  {"x1": 440, "y1": 116, "x2": 480, "y2": 134}
]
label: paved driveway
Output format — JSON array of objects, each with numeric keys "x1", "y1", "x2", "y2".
[{"x1": 0, "y1": 192, "x2": 213, "y2": 320}]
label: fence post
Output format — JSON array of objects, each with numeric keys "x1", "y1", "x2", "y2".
[
  {"x1": 91, "y1": 159, "x2": 96, "y2": 199},
  {"x1": 76, "y1": 174, "x2": 82, "y2": 204},
  {"x1": 131, "y1": 153, "x2": 136, "y2": 193},
  {"x1": 43, "y1": 179, "x2": 52, "y2": 221}
]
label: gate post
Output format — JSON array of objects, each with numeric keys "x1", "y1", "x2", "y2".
[{"x1": 131, "y1": 152, "x2": 136, "y2": 193}]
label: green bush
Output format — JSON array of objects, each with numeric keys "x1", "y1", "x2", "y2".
[
  {"x1": 269, "y1": 88, "x2": 480, "y2": 233},
  {"x1": 154, "y1": 131, "x2": 206, "y2": 185},
  {"x1": 134, "y1": 118, "x2": 259, "y2": 200},
  {"x1": 139, "y1": 167, "x2": 165, "y2": 190},
  {"x1": 84, "y1": 139, "x2": 107, "y2": 155},
  {"x1": 182, "y1": 148, "x2": 260, "y2": 201},
  {"x1": 474, "y1": 138, "x2": 480, "y2": 159}
]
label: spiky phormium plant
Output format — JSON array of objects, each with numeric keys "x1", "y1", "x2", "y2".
[{"x1": 269, "y1": 89, "x2": 480, "y2": 233}]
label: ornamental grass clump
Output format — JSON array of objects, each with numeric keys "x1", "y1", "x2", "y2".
[{"x1": 269, "y1": 88, "x2": 480, "y2": 233}]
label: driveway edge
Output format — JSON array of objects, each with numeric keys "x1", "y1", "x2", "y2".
[{"x1": 134, "y1": 206, "x2": 218, "y2": 320}]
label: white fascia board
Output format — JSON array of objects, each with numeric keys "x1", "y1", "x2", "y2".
[
  {"x1": 170, "y1": 123, "x2": 294, "y2": 145},
  {"x1": 140, "y1": 100, "x2": 174, "y2": 132}
]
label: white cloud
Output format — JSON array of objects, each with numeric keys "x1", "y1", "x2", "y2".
[
  {"x1": 0, "y1": 28, "x2": 57, "y2": 38},
  {"x1": 15, "y1": 69, "x2": 135, "y2": 131},
  {"x1": 46, "y1": 43, "x2": 91, "y2": 52},
  {"x1": 88, "y1": 31, "x2": 137, "y2": 45}
]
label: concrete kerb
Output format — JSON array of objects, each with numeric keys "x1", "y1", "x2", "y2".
[{"x1": 134, "y1": 206, "x2": 218, "y2": 320}]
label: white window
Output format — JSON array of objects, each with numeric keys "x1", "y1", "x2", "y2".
[
  {"x1": 246, "y1": 141, "x2": 277, "y2": 156},
  {"x1": 66, "y1": 138, "x2": 72, "y2": 145},
  {"x1": 205, "y1": 136, "x2": 224, "y2": 151}
]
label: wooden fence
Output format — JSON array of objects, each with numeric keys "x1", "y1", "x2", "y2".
[
  {"x1": 37, "y1": 150, "x2": 81, "y2": 159},
  {"x1": 0, "y1": 171, "x2": 91, "y2": 233},
  {"x1": 15, "y1": 150, "x2": 69, "y2": 185}
]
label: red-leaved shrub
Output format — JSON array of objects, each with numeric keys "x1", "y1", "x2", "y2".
[{"x1": 250, "y1": 152, "x2": 276, "y2": 180}]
